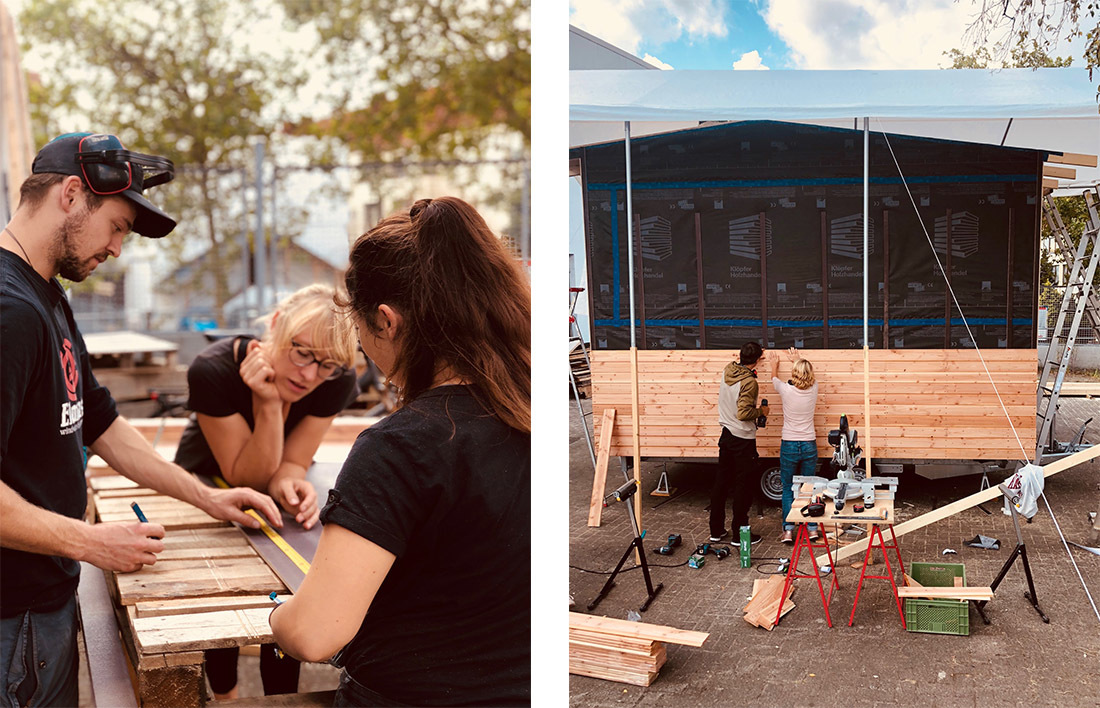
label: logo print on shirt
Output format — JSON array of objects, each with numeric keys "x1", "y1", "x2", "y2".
[{"x1": 59, "y1": 338, "x2": 79, "y2": 402}]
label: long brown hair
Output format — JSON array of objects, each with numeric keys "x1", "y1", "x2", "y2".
[{"x1": 342, "y1": 197, "x2": 531, "y2": 432}]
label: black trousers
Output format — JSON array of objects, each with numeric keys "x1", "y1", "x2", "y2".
[
  {"x1": 205, "y1": 644, "x2": 300, "y2": 695},
  {"x1": 709, "y1": 428, "x2": 758, "y2": 537}
]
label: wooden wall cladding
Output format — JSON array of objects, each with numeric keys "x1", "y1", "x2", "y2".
[{"x1": 590, "y1": 349, "x2": 1036, "y2": 461}]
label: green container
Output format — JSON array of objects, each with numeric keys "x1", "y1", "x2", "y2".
[
  {"x1": 904, "y1": 562, "x2": 970, "y2": 636},
  {"x1": 739, "y1": 526, "x2": 751, "y2": 568}
]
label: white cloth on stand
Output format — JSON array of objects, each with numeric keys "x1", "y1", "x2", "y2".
[{"x1": 1003, "y1": 463, "x2": 1044, "y2": 520}]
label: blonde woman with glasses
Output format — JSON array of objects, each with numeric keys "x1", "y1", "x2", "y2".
[
  {"x1": 173, "y1": 283, "x2": 358, "y2": 699},
  {"x1": 770, "y1": 347, "x2": 820, "y2": 545}
]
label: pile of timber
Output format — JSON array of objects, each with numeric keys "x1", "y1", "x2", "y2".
[
  {"x1": 569, "y1": 340, "x2": 591, "y2": 398},
  {"x1": 568, "y1": 612, "x2": 708, "y2": 687},
  {"x1": 742, "y1": 575, "x2": 796, "y2": 630}
]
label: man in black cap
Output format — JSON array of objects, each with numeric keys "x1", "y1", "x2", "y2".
[{"x1": 0, "y1": 133, "x2": 282, "y2": 706}]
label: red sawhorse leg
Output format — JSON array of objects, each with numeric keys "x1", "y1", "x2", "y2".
[
  {"x1": 776, "y1": 522, "x2": 839, "y2": 627},
  {"x1": 848, "y1": 523, "x2": 907, "y2": 629}
]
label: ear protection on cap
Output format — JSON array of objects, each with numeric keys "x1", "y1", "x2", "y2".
[{"x1": 73, "y1": 134, "x2": 174, "y2": 195}]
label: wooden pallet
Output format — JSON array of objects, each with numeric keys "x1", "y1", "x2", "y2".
[
  {"x1": 568, "y1": 612, "x2": 708, "y2": 687},
  {"x1": 85, "y1": 472, "x2": 289, "y2": 707},
  {"x1": 590, "y1": 349, "x2": 1036, "y2": 460}
]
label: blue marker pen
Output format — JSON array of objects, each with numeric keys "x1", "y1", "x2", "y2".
[{"x1": 130, "y1": 501, "x2": 148, "y2": 523}]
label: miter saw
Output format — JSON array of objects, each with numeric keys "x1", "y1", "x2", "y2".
[{"x1": 793, "y1": 415, "x2": 898, "y2": 512}]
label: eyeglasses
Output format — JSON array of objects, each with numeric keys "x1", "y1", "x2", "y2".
[
  {"x1": 74, "y1": 134, "x2": 174, "y2": 195},
  {"x1": 287, "y1": 340, "x2": 347, "y2": 380}
]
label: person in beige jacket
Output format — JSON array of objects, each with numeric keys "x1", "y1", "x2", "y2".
[{"x1": 710, "y1": 341, "x2": 769, "y2": 544}]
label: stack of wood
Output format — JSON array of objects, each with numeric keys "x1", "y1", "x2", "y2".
[
  {"x1": 568, "y1": 612, "x2": 708, "y2": 687},
  {"x1": 742, "y1": 575, "x2": 797, "y2": 630},
  {"x1": 569, "y1": 340, "x2": 591, "y2": 398}
]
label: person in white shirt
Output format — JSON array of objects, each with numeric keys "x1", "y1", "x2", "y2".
[{"x1": 770, "y1": 348, "x2": 820, "y2": 544}]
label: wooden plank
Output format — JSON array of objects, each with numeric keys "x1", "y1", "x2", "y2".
[
  {"x1": 116, "y1": 557, "x2": 285, "y2": 605},
  {"x1": 133, "y1": 607, "x2": 274, "y2": 654},
  {"x1": 1043, "y1": 165, "x2": 1077, "y2": 180},
  {"x1": 588, "y1": 408, "x2": 617, "y2": 527},
  {"x1": 816, "y1": 444, "x2": 1100, "y2": 566},
  {"x1": 897, "y1": 586, "x2": 993, "y2": 601},
  {"x1": 1043, "y1": 178, "x2": 1060, "y2": 189},
  {"x1": 135, "y1": 595, "x2": 278, "y2": 618},
  {"x1": 89, "y1": 475, "x2": 140, "y2": 491},
  {"x1": 568, "y1": 612, "x2": 709, "y2": 647},
  {"x1": 1045, "y1": 152, "x2": 1098, "y2": 167},
  {"x1": 161, "y1": 527, "x2": 252, "y2": 551}
]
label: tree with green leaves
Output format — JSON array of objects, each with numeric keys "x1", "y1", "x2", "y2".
[
  {"x1": 959, "y1": 0, "x2": 1098, "y2": 94},
  {"x1": 19, "y1": 0, "x2": 307, "y2": 323},
  {"x1": 276, "y1": 0, "x2": 530, "y2": 161}
]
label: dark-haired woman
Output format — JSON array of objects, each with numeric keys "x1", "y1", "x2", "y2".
[{"x1": 270, "y1": 197, "x2": 531, "y2": 707}]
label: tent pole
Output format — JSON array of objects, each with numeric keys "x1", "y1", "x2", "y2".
[
  {"x1": 625, "y1": 121, "x2": 643, "y2": 544},
  {"x1": 863, "y1": 117, "x2": 873, "y2": 475}
]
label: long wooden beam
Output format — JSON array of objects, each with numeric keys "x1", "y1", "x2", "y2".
[
  {"x1": 816, "y1": 444, "x2": 1100, "y2": 566},
  {"x1": 587, "y1": 408, "x2": 617, "y2": 527},
  {"x1": 569, "y1": 612, "x2": 709, "y2": 647}
]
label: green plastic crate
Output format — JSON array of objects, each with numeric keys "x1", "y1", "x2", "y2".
[{"x1": 904, "y1": 562, "x2": 970, "y2": 636}]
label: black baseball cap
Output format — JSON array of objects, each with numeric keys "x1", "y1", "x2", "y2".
[{"x1": 31, "y1": 133, "x2": 177, "y2": 238}]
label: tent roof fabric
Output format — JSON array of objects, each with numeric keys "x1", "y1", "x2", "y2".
[{"x1": 570, "y1": 68, "x2": 1100, "y2": 122}]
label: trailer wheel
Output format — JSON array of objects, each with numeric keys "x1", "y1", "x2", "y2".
[{"x1": 760, "y1": 464, "x2": 783, "y2": 503}]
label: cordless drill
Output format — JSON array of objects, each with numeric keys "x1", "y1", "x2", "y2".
[
  {"x1": 756, "y1": 399, "x2": 769, "y2": 428},
  {"x1": 653, "y1": 534, "x2": 682, "y2": 555}
]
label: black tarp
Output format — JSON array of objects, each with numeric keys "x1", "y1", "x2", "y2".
[{"x1": 574, "y1": 121, "x2": 1040, "y2": 351}]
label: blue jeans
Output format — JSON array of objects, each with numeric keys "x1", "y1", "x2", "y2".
[
  {"x1": 780, "y1": 440, "x2": 819, "y2": 532},
  {"x1": 1, "y1": 594, "x2": 79, "y2": 708}
]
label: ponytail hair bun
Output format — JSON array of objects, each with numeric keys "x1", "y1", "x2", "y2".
[{"x1": 344, "y1": 197, "x2": 530, "y2": 432}]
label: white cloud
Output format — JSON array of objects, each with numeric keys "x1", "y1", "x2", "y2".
[
  {"x1": 762, "y1": 0, "x2": 984, "y2": 69},
  {"x1": 569, "y1": 0, "x2": 728, "y2": 55},
  {"x1": 643, "y1": 53, "x2": 675, "y2": 70},
  {"x1": 732, "y1": 50, "x2": 769, "y2": 70}
]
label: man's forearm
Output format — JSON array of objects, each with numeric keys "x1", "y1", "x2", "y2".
[{"x1": 89, "y1": 417, "x2": 212, "y2": 508}]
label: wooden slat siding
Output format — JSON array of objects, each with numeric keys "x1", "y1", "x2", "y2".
[{"x1": 590, "y1": 349, "x2": 1035, "y2": 460}]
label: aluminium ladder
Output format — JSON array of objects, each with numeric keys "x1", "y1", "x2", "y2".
[
  {"x1": 570, "y1": 287, "x2": 597, "y2": 471},
  {"x1": 1036, "y1": 187, "x2": 1100, "y2": 463}
]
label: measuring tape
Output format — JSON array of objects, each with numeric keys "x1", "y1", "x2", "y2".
[{"x1": 213, "y1": 476, "x2": 312, "y2": 574}]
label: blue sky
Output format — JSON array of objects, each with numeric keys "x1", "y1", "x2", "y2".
[{"x1": 568, "y1": 0, "x2": 1089, "y2": 71}]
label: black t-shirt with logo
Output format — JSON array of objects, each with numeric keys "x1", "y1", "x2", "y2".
[
  {"x1": 0, "y1": 250, "x2": 119, "y2": 617},
  {"x1": 174, "y1": 335, "x2": 357, "y2": 477},
  {"x1": 320, "y1": 385, "x2": 531, "y2": 706}
]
